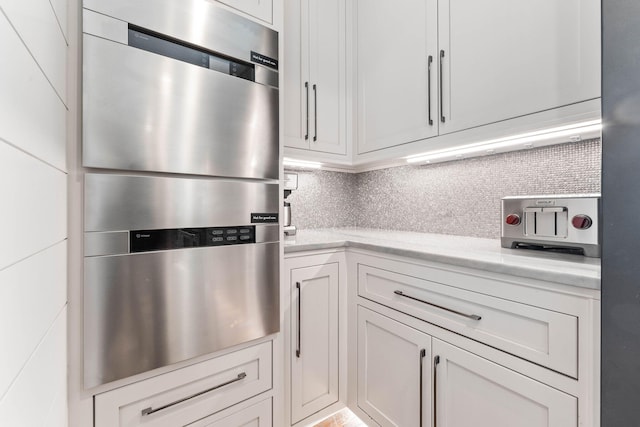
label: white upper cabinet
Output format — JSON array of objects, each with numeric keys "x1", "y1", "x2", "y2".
[
  {"x1": 352, "y1": 0, "x2": 601, "y2": 159},
  {"x1": 284, "y1": 0, "x2": 347, "y2": 155},
  {"x1": 216, "y1": 0, "x2": 273, "y2": 23},
  {"x1": 355, "y1": 0, "x2": 439, "y2": 154},
  {"x1": 438, "y1": 0, "x2": 600, "y2": 135}
]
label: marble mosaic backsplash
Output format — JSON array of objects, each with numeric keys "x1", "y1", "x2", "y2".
[
  {"x1": 285, "y1": 166, "x2": 359, "y2": 229},
  {"x1": 286, "y1": 139, "x2": 601, "y2": 239}
]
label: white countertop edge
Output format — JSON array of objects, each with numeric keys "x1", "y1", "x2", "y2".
[{"x1": 283, "y1": 229, "x2": 601, "y2": 290}]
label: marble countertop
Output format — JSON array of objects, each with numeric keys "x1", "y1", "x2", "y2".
[{"x1": 284, "y1": 228, "x2": 601, "y2": 290}]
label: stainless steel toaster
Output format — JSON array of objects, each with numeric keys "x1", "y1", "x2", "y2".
[{"x1": 501, "y1": 194, "x2": 601, "y2": 257}]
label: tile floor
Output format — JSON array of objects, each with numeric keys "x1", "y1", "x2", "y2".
[{"x1": 312, "y1": 408, "x2": 368, "y2": 427}]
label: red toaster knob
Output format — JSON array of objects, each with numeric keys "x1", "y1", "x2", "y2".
[
  {"x1": 505, "y1": 214, "x2": 521, "y2": 226},
  {"x1": 572, "y1": 215, "x2": 593, "y2": 230}
]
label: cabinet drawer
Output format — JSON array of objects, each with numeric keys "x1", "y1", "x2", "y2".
[
  {"x1": 187, "y1": 397, "x2": 272, "y2": 427},
  {"x1": 95, "y1": 341, "x2": 272, "y2": 427},
  {"x1": 358, "y1": 264, "x2": 578, "y2": 377}
]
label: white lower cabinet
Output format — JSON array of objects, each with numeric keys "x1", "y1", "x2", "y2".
[
  {"x1": 290, "y1": 262, "x2": 340, "y2": 424},
  {"x1": 357, "y1": 263, "x2": 578, "y2": 377},
  {"x1": 432, "y1": 338, "x2": 577, "y2": 427},
  {"x1": 94, "y1": 341, "x2": 272, "y2": 427},
  {"x1": 357, "y1": 307, "x2": 578, "y2": 427},
  {"x1": 187, "y1": 398, "x2": 272, "y2": 427},
  {"x1": 281, "y1": 249, "x2": 597, "y2": 427},
  {"x1": 357, "y1": 307, "x2": 432, "y2": 427},
  {"x1": 348, "y1": 250, "x2": 598, "y2": 427}
]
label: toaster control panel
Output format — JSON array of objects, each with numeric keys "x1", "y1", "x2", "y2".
[{"x1": 501, "y1": 195, "x2": 600, "y2": 257}]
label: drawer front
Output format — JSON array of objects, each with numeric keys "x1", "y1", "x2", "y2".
[
  {"x1": 186, "y1": 397, "x2": 272, "y2": 427},
  {"x1": 358, "y1": 264, "x2": 578, "y2": 377},
  {"x1": 84, "y1": 33, "x2": 279, "y2": 179},
  {"x1": 95, "y1": 341, "x2": 272, "y2": 427}
]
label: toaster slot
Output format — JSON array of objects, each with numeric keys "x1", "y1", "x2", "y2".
[{"x1": 524, "y1": 207, "x2": 568, "y2": 238}]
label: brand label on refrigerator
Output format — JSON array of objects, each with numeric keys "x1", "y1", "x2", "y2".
[
  {"x1": 251, "y1": 213, "x2": 279, "y2": 223},
  {"x1": 251, "y1": 51, "x2": 278, "y2": 69}
]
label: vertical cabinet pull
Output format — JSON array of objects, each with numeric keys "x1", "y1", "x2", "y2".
[
  {"x1": 434, "y1": 355, "x2": 440, "y2": 427},
  {"x1": 439, "y1": 50, "x2": 446, "y2": 123},
  {"x1": 420, "y1": 349, "x2": 427, "y2": 427},
  {"x1": 296, "y1": 282, "x2": 302, "y2": 358},
  {"x1": 427, "y1": 55, "x2": 433, "y2": 126},
  {"x1": 304, "y1": 83, "x2": 310, "y2": 140},
  {"x1": 313, "y1": 84, "x2": 318, "y2": 142}
]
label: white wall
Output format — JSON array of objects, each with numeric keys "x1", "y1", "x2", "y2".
[{"x1": 0, "y1": 0, "x2": 68, "y2": 425}]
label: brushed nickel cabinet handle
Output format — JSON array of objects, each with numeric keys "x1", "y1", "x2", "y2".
[
  {"x1": 420, "y1": 349, "x2": 426, "y2": 427},
  {"x1": 427, "y1": 55, "x2": 433, "y2": 126},
  {"x1": 394, "y1": 290, "x2": 482, "y2": 321},
  {"x1": 434, "y1": 355, "x2": 440, "y2": 427},
  {"x1": 305, "y1": 82, "x2": 309, "y2": 140},
  {"x1": 439, "y1": 50, "x2": 445, "y2": 123},
  {"x1": 313, "y1": 84, "x2": 318, "y2": 142},
  {"x1": 296, "y1": 281, "x2": 302, "y2": 358},
  {"x1": 141, "y1": 372, "x2": 247, "y2": 416}
]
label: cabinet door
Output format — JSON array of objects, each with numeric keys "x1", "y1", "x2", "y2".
[
  {"x1": 284, "y1": 0, "x2": 345, "y2": 155},
  {"x1": 291, "y1": 263, "x2": 340, "y2": 424},
  {"x1": 283, "y1": 0, "x2": 310, "y2": 150},
  {"x1": 438, "y1": 0, "x2": 600, "y2": 135},
  {"x1": 216, "y1": 0, "x2": 273, "y2": 23},
  {"x1": 433, "y1": 339, "x2": 577, "y2": 427},
  {"x1": 355, "y1": 0, "x2": 439, "y2": 154},
  {"x1": 308, "y1": 0, "x2": 346, "y2": 154},
  {"x1": 357, "y1": 307, "x2": 432, "y2": 427}
]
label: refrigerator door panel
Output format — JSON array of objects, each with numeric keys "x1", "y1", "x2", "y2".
[
  {"x1": 84, "y1": 241, "x2": 280, "y2": 388},
  {"x1": 83, "y1": 34, "x2": 279, "y2": 179}
]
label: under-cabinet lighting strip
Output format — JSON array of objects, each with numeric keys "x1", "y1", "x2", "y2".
[
  {"x1": 405, "y1": 119, "x2": 602, "y2": 164},
  {"x1": 283, "y1": 157, "x2": 322, "y2": 169}
]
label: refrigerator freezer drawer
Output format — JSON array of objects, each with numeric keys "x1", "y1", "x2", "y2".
[
  {"x1": 83, "y1": 34, "x2": 279, "y2": 179},
  {"x1": 84, "y1": 242, "x2": 279, "y2": 388}
]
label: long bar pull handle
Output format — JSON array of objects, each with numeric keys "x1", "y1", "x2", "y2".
[
  {"x1": 439, "y1": 50, "x2": 445, "y2": 123},
  {"x1": 296, "y1": 281, "x2": 302, "y2": 358},
  {"x1": 141, "y1": 372, "x2": 247, "y2": 416},
  {"x1": 427, "y1": 55, "x2": 433, "y2": 126},
  {"x1": 420, "y1": 349, "x2": 426, "y2": 427},
  {"x1": 313, "y1": 84, "x2": 318, "y2": 142},
  {"x1": 434, "y1": 355, "x2": 440, "y2": 427},
  {"x1": 305, "y1": 82, "x2": 310, "y2": 140},
  {"x1": 394, "y1": 290, "x2": 482, "y2": 321}
]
